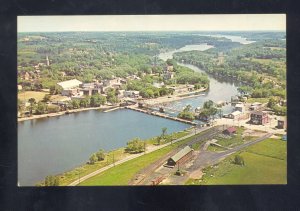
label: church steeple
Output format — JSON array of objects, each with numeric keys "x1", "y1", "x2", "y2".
[{"x1": 46, "y1": 55, "x2": 50, "y2": 66}]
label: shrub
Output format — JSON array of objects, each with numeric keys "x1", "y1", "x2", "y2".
[{"x1": 233, "y1": 155, "x2": 245, "y2": 166}]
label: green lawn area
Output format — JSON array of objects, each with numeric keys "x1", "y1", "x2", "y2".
[
  {"x1": 207, "y1": 144, "x2": 226, "y2": 152},
  {"x1": 79, "y1": 129, "x2": 211, "y2": 186},
  {"x1": 18, "y1": 91, "x2": 49, "y2": 102},
  {"x1": 187, "y1": 138, "x2": 286, "y2": 185},
  {"x1": 246, "y1": 97, "x2": 269, "y2": 104},
  {"x1": 147, "y1": 130, "x2": 189, "y2": 145},
  {"x1": 208, "y1": 127, "x2": 245, "y2": 151}
]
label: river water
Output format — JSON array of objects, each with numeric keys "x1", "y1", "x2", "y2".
[
  {"x1": 157, "y1": 44, "x2": 239, "y2": 115},
  {"x1": 18, "y1": 39, "x2": 241, "y2": 186}
]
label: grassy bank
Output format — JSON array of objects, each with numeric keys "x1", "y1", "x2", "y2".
[
  {"x1": 187, "y1": 138, "x2": 287, "y2": 185},
  {"x1": 79, "y1": 130, "x2": 208, "y2": 186},
  {"x1": 37, "y1": 129, "x2": 191, "y2": 186}
]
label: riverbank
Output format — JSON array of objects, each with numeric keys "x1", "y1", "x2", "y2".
[
  {"x1": 18, "y1": 88, "x2": 207, "y2": 122},
  {"x1": 17, "y1": 105, "x2": 119, "y2": 122},
  {"x1": 38, "y1": 129, "x2": 191, "y2": 186},
  {"x1": 143, "y1": 88, "x2": 207, "y2": 106}
]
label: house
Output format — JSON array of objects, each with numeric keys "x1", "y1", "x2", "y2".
[
  {"x1": 250, "y1": 111, "x2": 269, "y2": 125},
  {"x1": 18, "y1": 85, "x2": 22, "y2": 91},
  {"x1": 80, "y1": 83, "x2": 102, "y2": 96},
  {"x1": 163, "y1": 71, "x2": 174, "y2": 80},
  {"x1": 166, "y1": 146, "x2": 193, "y2": 167},
  {"x1": 166, "y1": 65, "x2": 174, "y2": 72},
  {"x1": 153, "y1": 82, "x2": 164, "y2": 88},
  {"x1": 124, "y1": 90, "x2": 140, "y2": 98},
  {"x1": 249, "y1": 102, "x2": 262, "y2": 111},
  {"x1": 57, "y1": 79, "x2": 83, "y2": 96},
  {"x1": 223, "y1": 127, "x2": 237, "y2": 136},
  {"x1": 234, "y1": 104, "x2": 245, "y2": 113},
  {"x1": 277, "y1": 117, "x2": 287, "y2": 129},
  {"x1": 228, "y1": 111, "x2": 242, "y2": 120},
  {"x1": 197, "y1": 113, "x2": 211, "y2": 122}
]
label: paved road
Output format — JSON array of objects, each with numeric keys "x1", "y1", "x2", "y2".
[{"x1": 68, "y1": 125, "x2": 215, "y2": 186}]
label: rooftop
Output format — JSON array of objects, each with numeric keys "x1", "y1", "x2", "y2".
[
  {"x1": 231, "y1": 110, "x2": 242, "y2": 116},
  {"x1": 57, "y1": 79, "x2": 82, "y2": 90},
  {"x1": 170, "y1": 146, "x2": 193, "y2": 163}
]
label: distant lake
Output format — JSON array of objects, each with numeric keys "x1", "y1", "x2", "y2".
[
  {"x1": 202, "y1": 34, "x2": 256, "y2": 45},
  {"x1": 159, "y1": 43, "x2": 214, "y2": 61},
  {"x1": 18, "y1": 109, "x2": 190, "y2": 186}
]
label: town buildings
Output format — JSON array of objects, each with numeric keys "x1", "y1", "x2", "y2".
[
  {"x1": 250, "y1": 111, "x2": 269, "y2": 125},
  {"x1": 166, "y1": 146, "x2": 194, "y2": 167}
]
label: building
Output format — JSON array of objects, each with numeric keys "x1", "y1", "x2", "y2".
[
  {"x1": 228, "y1": 111, "x2": 242, "y2": 120},
  {"x1": 46, "y1": 55, "x2": 50, "y2": 66},
  {"x1": 166, "y1": 146, "x2": 194, "y2": 167},
  {"x1": 234, "y1": 103, "x2": 245, "y2": 113},
  {"x1": 17, "y1": 85, "x2": 22, "y2": 91},
  {"x1": 277, "y1": 117, "x2": 287, "y2": 129},
  {"x1": 57, "y1": 79, "x2": 83, "y2": 96},
  {"x1": 80, "y1": 82, "x2": 102, "y2": 96},
  {"x1": 163, "y1": 71, "x2": 174, "y2": 80},
  {"x1": 124, "y1": 90, "x2": 140, "y2": 98},
  {"x1": 223, "y1": 127, "x2": 237, "y2": 136},
  {"x1": 249, "y1": 102, "x2": 262, "y2": 111},
  {"x1": 250, "y1": 111, "x2": 269, "y2": 125}
]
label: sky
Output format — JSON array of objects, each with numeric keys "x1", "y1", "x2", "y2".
[{"x1": 18, "y1": 14, "x2": 286, "y2": 32}]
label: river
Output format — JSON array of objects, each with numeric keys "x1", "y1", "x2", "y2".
[
  {"x1": 157, "y1": 43, "x2": 239, "y2": 115},
  {"x1": 18, "y1": 40, "x2": 240, "y2": 186}
]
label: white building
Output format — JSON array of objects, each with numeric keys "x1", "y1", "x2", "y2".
[
  {"x1": 57, "y1": 79, "x2": 83, "y2": 96},
  {"x1": 234, "y1": 103, "x2": 245, "y2": 113},
  {"x1": 228, "y1": 110, "x2": 242, "y2": 120}
]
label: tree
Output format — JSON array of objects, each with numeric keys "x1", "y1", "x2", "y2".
[
  {"x1": 71, "y1": 99, "x2": 80, "y2": 109},
  {"x1": 107, "y1": 89, "x2": 118, "y2": 104},
  {"x1": 203, "y1": 100, "x2": 214, "y2": 109},
  {"x1": 96, "y1": 149, "x2": 105, "y2": 161},
  {"x1": 35, "y1": 102, "x2": 48, "y2": 114},
  {"x1": 28, "y1": 98, "x2": 36, "y2": 115},
  {"x1": 89, "y1": 153, "x2": 98, "y2": 164},
  {"x1": 80, "y1": 97, "x2": 89, "y2": 108},
  {"x1": 233, "y1": 155, "x2": 245, "y2": 166},
  {"x1": 18, "y1": 99, "x2": 25, "y2": 111},
  {"x1": 44, "y1": 175, "x2": 60, "y2": 186},
  {"x1": 125, "y1": 138, "x2": 145, "y2": 153},
  {"x1": 161, "y1": 127, "x2": 167, "y2": 139},
  {"x1": 42, "y1": 94, "x2": 51, "y2": 103}
]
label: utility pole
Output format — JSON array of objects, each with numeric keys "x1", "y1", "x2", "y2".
[{"x1": 113, "y1": 153, "x2": 115, "y2": 167}]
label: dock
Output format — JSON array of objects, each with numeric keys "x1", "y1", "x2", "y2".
[{"x1": 126, "y1": 106, "x2": 197, "y2": 126}]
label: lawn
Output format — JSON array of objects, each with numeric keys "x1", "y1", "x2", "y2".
[
  {"x1": 18, "y1": 91, "x2": 48, "y2": 102},
  {"x1": 208, "y1": 127, "x2": 245, "y2": 151},
  {"x1": 187, "y1": 138, "x2": 286, "y2": 185},
  {"x1": 246, "y1": 98, "x2": 269, "y2": 104}
]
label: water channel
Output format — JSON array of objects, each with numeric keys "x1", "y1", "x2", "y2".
[{"x1": 18, "y1": 37, "x2": 244, "y2": 186}]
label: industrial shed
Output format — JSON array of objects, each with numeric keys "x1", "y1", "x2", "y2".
[{"x1": 166, "y1": 146, "x2": 194, "y2": 167}]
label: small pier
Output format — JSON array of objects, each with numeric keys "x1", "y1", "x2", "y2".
[{"x1": 126, "y1": 106, "x2": 197, "y2": 126}]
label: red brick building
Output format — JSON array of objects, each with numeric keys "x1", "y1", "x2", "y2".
[{"x1": 250, "y1": 111, "x2": 269, "y2": 125}]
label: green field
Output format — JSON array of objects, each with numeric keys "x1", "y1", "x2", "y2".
[
  {"x1": 79, "y1": 130, "x2": 209, "y2": 186},
  {"x1": 187, "y1": 138, "x2": 286, "y2": 185},
  {"x1": 18, "y1": 91, "x2": 48, "y2": 102},
  {"x1": 246, "y1": 97, "x2": 269, "y2": 104}
]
